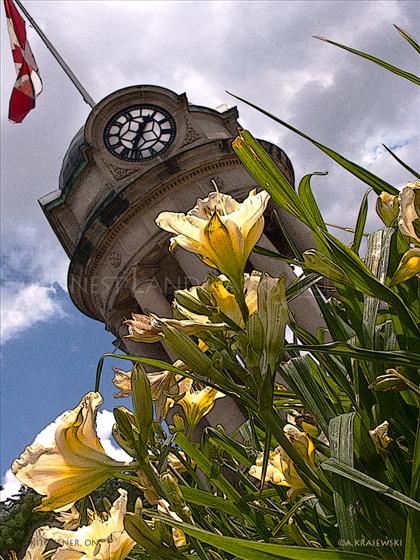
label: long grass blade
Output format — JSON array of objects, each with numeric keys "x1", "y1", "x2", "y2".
[
  {"x1": 382, "y1": 144, "x2": 420, "y2": 180},
  {"x1": 155, "y1": 516, "x2": 378, "y2": 559},
  {"x1": 394, "y1": 25, "x2": 420, "y2": 54},
  {"x1": 329, "y1": 414, "x2": 362, "y2": 551},
  {"x1": 280, "y1": 357, "x2": 336, "y2": 435},
  {"x1": 286, "y1": 341, "x2": 420, "y2": 368},
  {"x1": 298, "y1": 172, "x2": 328, "y2": 231},
  {"x1": 286, "y1": 273, "x2": 323, "y2": 302},
  {"x1": 313, "y1": 36, "x2": 420, "y2": 85},
  {"x1": 352, "y1": 189, "x2": 370, "y2": 255},
  {"x1": 229, "y1": 96, "x2": 398, "y2": 196},
  {"x1": 404, "y1": 409, "x2": 420, "y2": 560},
  {"x1": 322, "y1": 458, "x2": 420, "y2": 512}
]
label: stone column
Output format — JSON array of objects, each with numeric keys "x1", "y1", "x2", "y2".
[
  {"x1": 132, "y1": 275, "x2": 178, "y2": 363},
  {"x1": 174, "y1": 249, "x2": 210, "y2": 286},
  {"x1": 250, "y1": 234, "x2": 326, "y2": 336}
]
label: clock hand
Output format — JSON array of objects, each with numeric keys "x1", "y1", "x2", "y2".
[{"x1": 133, "y1": 117, "x2": 151, "y2": 150}]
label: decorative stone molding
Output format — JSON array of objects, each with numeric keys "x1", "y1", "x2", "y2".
[
  {"x1": 109, "y1": 251, "x2": 122, "y2": 268},
  {"x1": 103, "y1": 161, "x2": 137, "y2": 181},
  {"x1": 179, "y1": 119, "x2": 201, "y2": 148}
]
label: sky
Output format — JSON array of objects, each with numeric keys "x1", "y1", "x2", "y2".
[{"x1": 1, "y1": 0, "x2": 419, "y2": 500}]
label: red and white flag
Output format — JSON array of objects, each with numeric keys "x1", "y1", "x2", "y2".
[{"x1": 4, "y1": 0, "x2": 43, "y2": 123}]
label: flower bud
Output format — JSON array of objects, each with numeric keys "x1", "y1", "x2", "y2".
[
  {"x1": 302, "y1": 250, "x2": 351, "y2": 286},
  {"x1": 161, "y1": 472, "x2": 184, "y2": 507},
  {"x1": 368, "y1": 370, "x2": 407, "y2": 392},
  {"x1": 389, "y1": 248, "x2": 420, "y2": 287},
  {"x1": 131, "y1": 364, "x2": 153, "y2": 447},
  {"x1": 172, "y1": 413, "x2": 186, "y2": 433},
  {"x1": 376, "y1": 192, "x2": 399, "y2": 226},
  {"x1": 257, "y1": 274, "x2": 288, "y2": 373}
]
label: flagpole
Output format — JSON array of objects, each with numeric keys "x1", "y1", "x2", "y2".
[{"x1": 13, "y1": 0, "x2": 96, "y2": 108}]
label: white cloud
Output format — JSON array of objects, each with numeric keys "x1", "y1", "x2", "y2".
[
  {"x1": 0, "y1": 282, "x2": 66, "y2": 344},
  {"x1": 96, "y1": 410, "x2": 132, "y2": 463},
  {"x1": 0, "y1": 408, "x2": 130, "y2": 502},
  {"x1": 0, "y1": 469, "x2": 21, "y2": 502},
  {"x1": 2, "y1": 226, "x2": 69, "y2": 291}
]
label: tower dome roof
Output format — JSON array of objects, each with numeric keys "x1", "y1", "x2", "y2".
[{"x1": 59, "y1": 127, "x2": 88, "y2": 191}]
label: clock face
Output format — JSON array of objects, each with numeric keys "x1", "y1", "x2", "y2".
[{"x1": 104, "y1": 104, "x2": 176, "y2": 161}]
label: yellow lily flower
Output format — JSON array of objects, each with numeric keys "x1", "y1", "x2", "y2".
[
  {"x1": 283, "y1": 424, "x2": 316, "y2": 466},
  {"x1": 55, "y1": 504, "x2": 82, "y2": 530},
  {"x1": 167, "y1": 451, "x2": 188, "y2": 473},
  {"x1": 175, "y1": 271, "x2": 262, "y2": 327},
  {"x1": 12, "y1": 392, "x2": 134, "y2": 511},
  {"x1": 157, "y1": 499, "x2": 187, "y2": 548},
  {"x1": 22, "y1": 526, "x2": 50, "y2": 560},
  {"x1": 398, "y1": 181, "x2": 420, "y2": 243},
  {"x1": 249, "y1": 424, "x2": 315, "y2": 499},
  {"x1": 249, "y1": 450, "x2": 289, "y2": 486},
  {"x1": 44, "y1": 489, "x2": 135, "y2": 560},
  {"x1": 389, "y1": 248, "x2": 420, "y2": 286},
  {"x1": 376, "y1": 192, "x2": 399, "y2": 226},
  {"x1": 156, "y1": 189, "x2": 270, "y2": 285},
  {"x1": 168, "y1": 380, "x2": 225, "y2": 433},
  {"x1": 112, "y1": 361, "x2": 191, "y2": 422},
  {"x1": 112, "y1": 367, "x2": 133, "y2": 398}
]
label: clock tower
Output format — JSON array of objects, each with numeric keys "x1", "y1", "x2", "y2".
[{"x1": 39, "y1": 84, "x2": 323, "y2": 381}]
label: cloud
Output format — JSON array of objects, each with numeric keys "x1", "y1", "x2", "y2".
[
  {"x1": 96, "y1": 410, "x2": 132, "y2": 463},
  {"x1": 0, "y1": 469, "x2": 21, "y2": 502},
  {"x1": 0, "y1": 408, "x2": 131, "y2": 502},
  {"x1": 0, "y1": 282, "x2": 66, "y2": 345}
]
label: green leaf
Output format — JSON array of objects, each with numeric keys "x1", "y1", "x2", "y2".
[
  {"x1": 352, "y1": 189, "x2": 370, "y2": 255},
  {"x1": 362, "y1": 228, "x2": 393, "y2": 350},
  {"x1": 286, "y1": 341, "x2": 420, "y2": 368},
  {"x1": 298, "y1": 172, "x2": 328, "y2": 231},
  {"x1": 254, "y1": 244, "x2": 296, "y2": 262},
  {"x1": 320, "y1": 231, "x2": 419, "y2": 337},
  {"x1": 155, "y1": 516, "x2": 377, "y2": 559},
  {"x1": 232, "y1": 130, "x2": 316, "y2": 227},
  {"x1": 95, "y1": 353, "x2": 106, "y2": 392},
  {"x1": 180, "y1": 485, "x2": 243, "y2": 516},
  {"x1": 405, "y1": 409, "x2": 420, "y2": 560},
  {"x1": 286, "y1": 273, "x2": 324, "y2": 303},
  {"x1": 313, "y1": 35, "x2": 420, "y2": 85},
  {"x1": 311, "y1": 286, "x2": 355, "y2": 342},
  {"x1": 103, "y1": 353, "x2": 187, "y2": 376},
  {"x1": 124, "y1": 513, "x2": 184, "y2": 559},
  {"x1": 205, "y1": 427, "x2": 254, "y2": 467},
  {"x1": 382, "y1": 144, "x2": 420, "y2": 180},
  {"x1": 322, "y1": 458, "x2": 420, "y2": 512},
  {"x1": 230, "y1": 105, "x2": 398, "y2": 196},
  {"x1": 174, "y1": 432, "x2": 247, "y2": 509},
  {"x1": 280, "y1": 357, "x2": 336, "y2": 435},
  {"x1": 257, "y1": 274, "x2": 288, "y2": 372},
  {"x1": 394, "y1": 24, "x2": 420, "y2": 54},
  {"x1": 259, "y1": 429, "x2": 273, "y2": 493},
  {"x1": 329, "y1": 414, "x2": 362, "y2": 551}
]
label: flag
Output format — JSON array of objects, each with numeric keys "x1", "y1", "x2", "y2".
[{"x1": 4, "y1": 0, "x2": 43, "y2": 123}]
